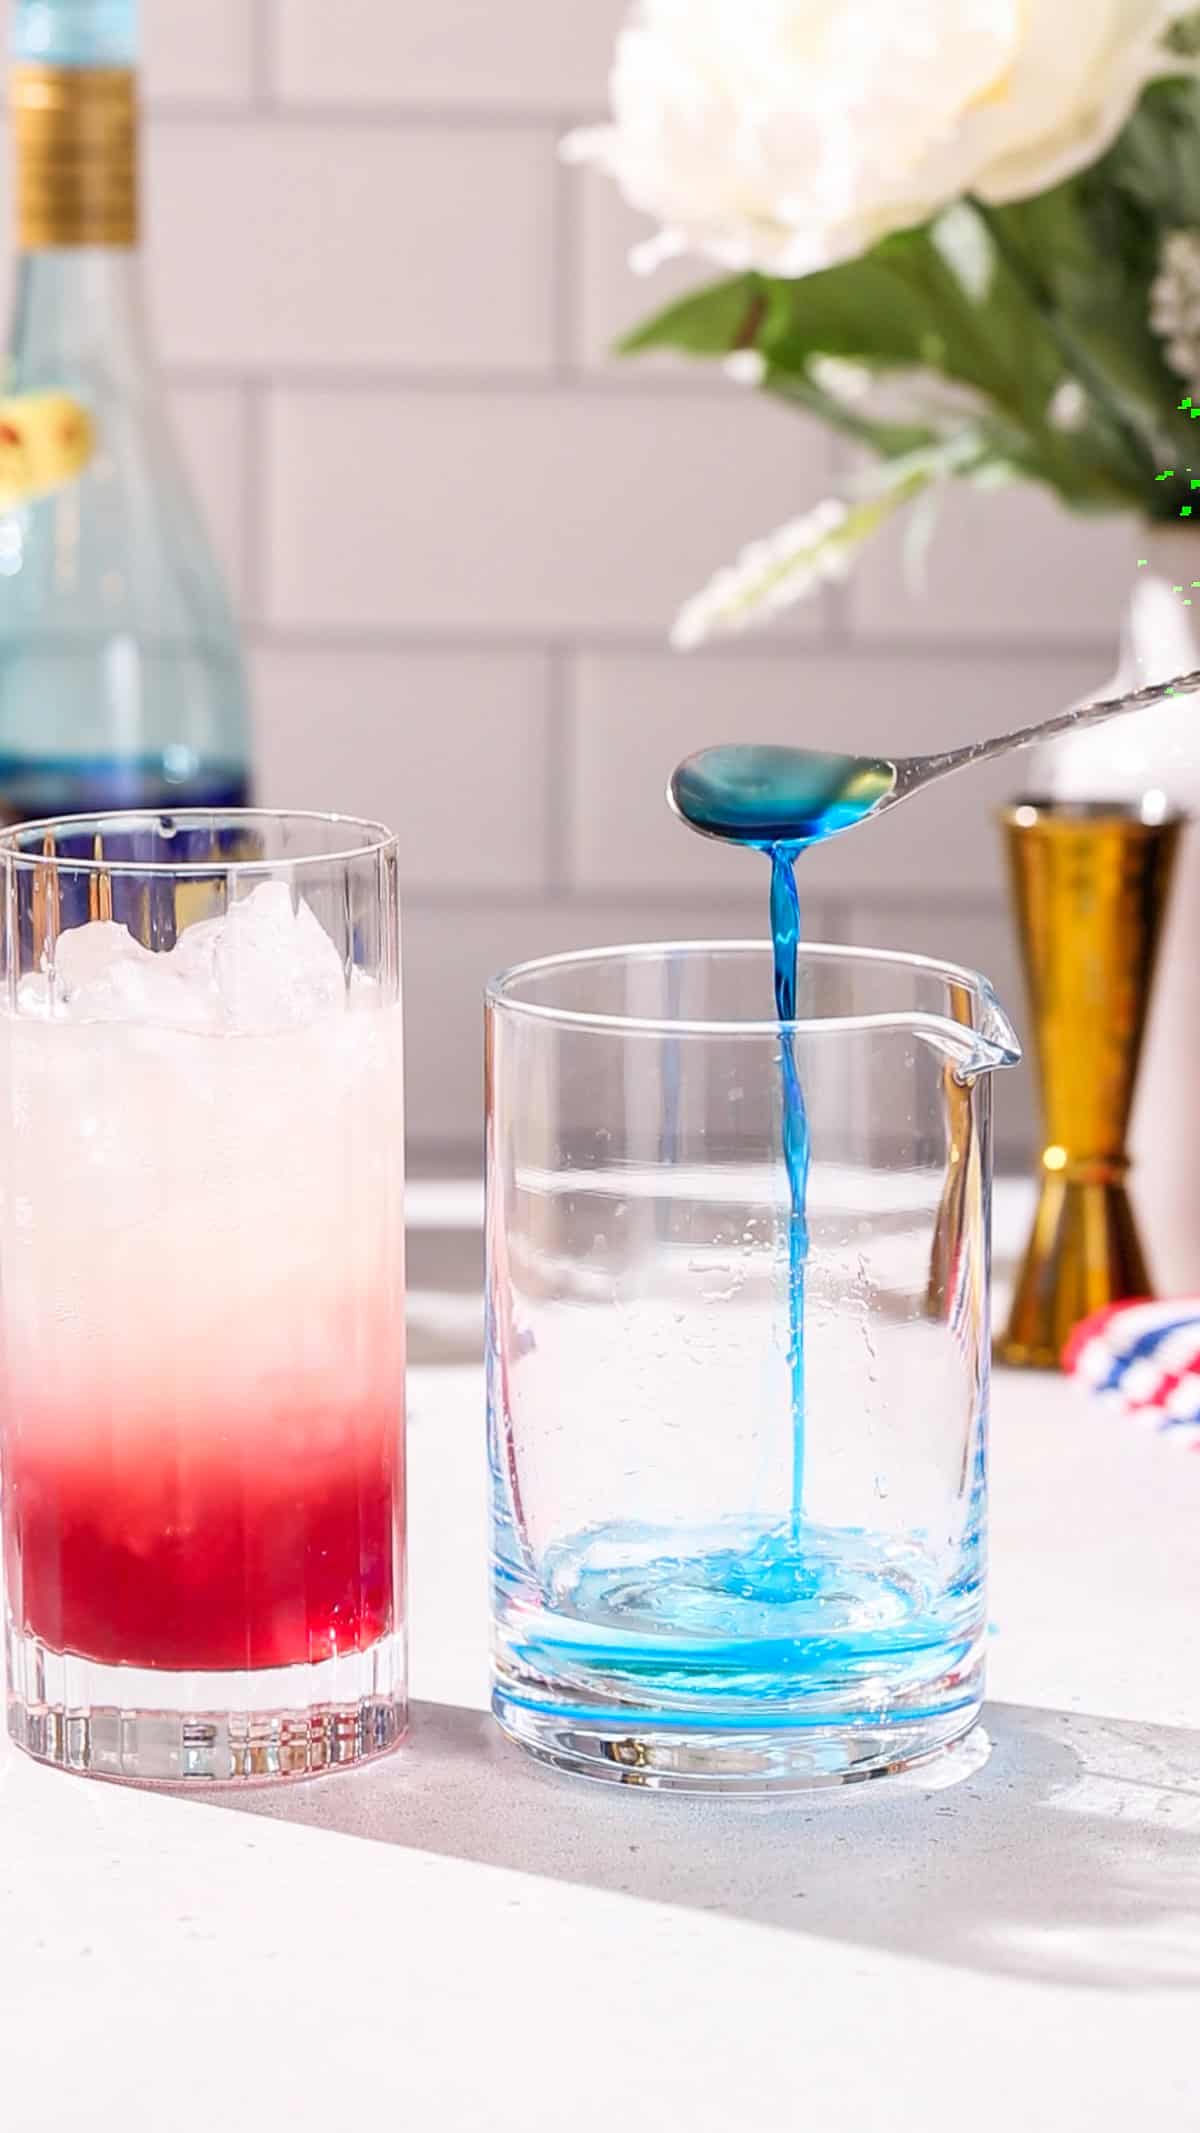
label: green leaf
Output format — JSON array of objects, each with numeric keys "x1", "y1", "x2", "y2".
[
  {"x1": 1098, "y1": 76, "x2": 1200, "y2": 227},
  {"x1": 984, "y1": 181, "x2": 1174, "y2": 432},
  {"x1": 1092, "y1": 81, "x2": 1200, "y2": 466},
  {"x1": 759, "y1": 367, "x2": 939, "y2": 460},
  {"x1": 615, "y1": 275, "x2": 764, "y2": 357},
  {"x1": 759, "y1": 216, "x2": 1150, "y2": 501},
  {"x1": 739, "y1": 217, "x2": 1080, "y2": 445},
  {"x1": 987, "y1": 122, "x2": 1200, "y2": 478},
  {"x1": 615, "y1": 218, "x2": 1064, "y2": 432}
]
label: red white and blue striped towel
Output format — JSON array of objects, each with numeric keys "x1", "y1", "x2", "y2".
[{"x1": 1064, "y1": 1299, "x2": 1200, "y2": 1450}]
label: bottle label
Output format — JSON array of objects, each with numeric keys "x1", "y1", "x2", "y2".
[
  {"x1": 0, "y1": 392, "x2": 95, "y2": 508},
  {"x1": 11, "y1": 64, "x2": 138, "y2": 249}
]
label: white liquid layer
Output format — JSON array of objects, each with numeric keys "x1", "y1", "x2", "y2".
[{"x1": 0, "y1": 889, "x2": 406, "y2": 1424}]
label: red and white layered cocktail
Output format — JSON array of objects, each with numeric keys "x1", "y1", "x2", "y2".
[{"x1": 0, "y1": 813, "x2": 406, "y2": 1782}]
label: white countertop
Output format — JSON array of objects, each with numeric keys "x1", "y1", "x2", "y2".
[{"x1": 1, "y1": 1184, "x2": 1198, "y2": 2132}]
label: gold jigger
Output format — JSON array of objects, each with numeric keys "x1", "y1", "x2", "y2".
[{"x1": 997, "y1": 801, "x2": 1182, "y2": 1370}]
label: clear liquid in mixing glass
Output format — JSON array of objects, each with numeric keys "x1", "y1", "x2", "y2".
[
  {"x1": 496, "y1": 846, "x2": 976, "y2": 1719},
  {"x1": 490, "y1": 780, "x2": 992, "y2": 1782}
]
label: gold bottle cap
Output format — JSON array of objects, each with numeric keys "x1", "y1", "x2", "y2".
[{"x1": 11, "y1": 63, "x2": 139, "y2": 249}]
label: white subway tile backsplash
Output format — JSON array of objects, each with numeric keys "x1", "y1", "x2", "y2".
[
  {"x1": 145, "y1": 122, "x2": 554, "y2": 373},
  {"x1": 0, "y1": 1, "x2": 1149, "y2": 1154},
  {"x1": 270, "y1": 0, "x2": 626, "y2": 113},
  {"x1": 168, "y1": 384, "x2": 249, "y2": 607},
  {"x1": 252, "y1": 645, "x2": 551, "y2": 889},
  {"x1": 264, "y1": 388, "x2": 833, "y2": 635},
  {"x1": 403, "y1": 892, "x2": 837, "y2": 1148},
  {"x1": 566, "y1": 648, "x2": 1104, "y2": 900},
  {"x1": 848, "y1": 478, "x2": 1134, "y2": 648},
  {"x1": 143, "y1": 0, "x2": 256, "y2": 107},
  {"x1": 572, "y1": 165, "x2": 724, "y2": 376}
]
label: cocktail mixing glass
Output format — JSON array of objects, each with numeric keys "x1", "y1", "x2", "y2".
[{"x1": 487, "y1": 941, "x2": 1019, "y2": 1791}]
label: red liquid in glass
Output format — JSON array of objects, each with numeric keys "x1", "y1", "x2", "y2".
[{"x1": 4, "y1": 1398, "x2": 402, "y2": 1672}]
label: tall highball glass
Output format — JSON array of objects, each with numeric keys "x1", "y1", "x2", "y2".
[{"x1": 0, "y1": 811, "x2": 406, "y2": 1783}]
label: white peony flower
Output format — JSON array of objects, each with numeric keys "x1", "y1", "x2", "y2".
[
  {"x1": 567, "y1": 1, "x2": 1192, "y2": 278},
  {"x1": 1151, "y1": 228, "x2": 1200, "y2": 389}
]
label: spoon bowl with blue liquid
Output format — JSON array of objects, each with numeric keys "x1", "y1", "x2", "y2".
[{"x1": 668, "y1": 660, "x2": 1200, "y2": 855}]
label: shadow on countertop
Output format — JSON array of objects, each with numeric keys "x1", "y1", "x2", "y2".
[
  {"x1": 215, "y1": 1698, "x2": 1200, "y2": 1993},
  {"x1": 297, "y1": 1171, "x2": 1192, "y2": 1993}
]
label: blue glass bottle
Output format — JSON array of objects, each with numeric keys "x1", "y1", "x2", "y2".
[{"x1": 0, "y1": 0, "x2": 251, "y2": 822}]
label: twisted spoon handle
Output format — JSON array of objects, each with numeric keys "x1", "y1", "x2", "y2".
[{"x1": 906, "y1": 662, "x2": 1200, "y2": 792}]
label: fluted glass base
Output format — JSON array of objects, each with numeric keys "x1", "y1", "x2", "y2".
[{"x1": 7, "y1": 1622, "x2": 406, "y2": 1784}]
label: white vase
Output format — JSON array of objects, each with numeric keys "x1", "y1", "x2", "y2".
[
  {"x1": 1129, "y1": 531, "x2": 1200, "y2": 1293},
  {"x1": 1026, "y1": 525, "x2": 1200, "y2": 1292}
]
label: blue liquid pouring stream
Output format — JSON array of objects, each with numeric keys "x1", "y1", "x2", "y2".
[
  {"x1": 667, "y1": 739, "x2": 898, "y2": 1531},
  {"x1": 768, "y1": 843, "x2": 810, "y2": 1532}
]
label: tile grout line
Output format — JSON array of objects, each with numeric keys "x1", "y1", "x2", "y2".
[
  {"x1": 239, "y1": 621, "x2": 1114, "y2": 664},
  {"x1": 135, "y1": 100, "x2": 606, "y2": 132},
  {"x1": 398, "y1": 888, "x2": 770, "y2": 911},
  {"x1": 543, "y1": 647, "x2": 572, "y2": 893},
  {"x1": 548, "y1": 115, "x2": 578, "y2": 383},
  {"x1": 389, "y1": 885, "x2": 1008, "y2": 916},
  {"x1": 160, "y1": 363, "x2": 742, "y2": 403},
  {"x1": 248, "y1": 0, "x2": 276, "y2": 109},
  {"x1": 239, "y1": 380, "x2": 269, "y2": 631}
]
